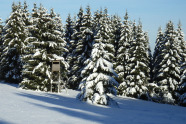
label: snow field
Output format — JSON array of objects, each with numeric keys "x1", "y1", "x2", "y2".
[{"x1": 0, "y1": 82, "x2": 186, "y2": 124}]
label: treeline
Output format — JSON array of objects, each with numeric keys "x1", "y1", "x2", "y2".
[{"x1": 0, "y1": 2, "x2": 185, "y2": 106}]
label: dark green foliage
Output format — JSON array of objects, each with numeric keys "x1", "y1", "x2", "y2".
[
  {"x1": 67, "y1": 7, "x2": 84, "y2": 89},
  {"x1": 68, "y1": 6, "x2": 94, "y2": 89},
  {"x1": 64, "y1": 14, "x2": 74, "y2": 59},
  {"x1": 111, "y1": 15, "x2": 122, "y2": 58}
]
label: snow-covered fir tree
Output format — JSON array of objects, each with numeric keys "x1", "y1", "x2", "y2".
[
  {"x1": 0, "y1": 18, "x2": 3, "y2": 79},
  {"x1": 68, "y1": 7, "x2": 84, "y2": 89},
  {"x1": 178, "y1": 61, "x2": 186, "y2": 106},
  {"x1": 123, "y1": 21, "x2": 150, "y2": 100},
  {"x1": 152, "y1": 27, "x2": 164, "y2": 76},
  {"x1": 68, "y1": 6, "x2": 94, "y2": 89},
  {"x1": 0, "y1": 18, "x2": 3, "y2": 38},
  {"x1": 78, "y1": 9, "x2": 119, "y2": 105},
  {"x1": 149, "y1": 27, "x2": 165, "y2": 102},
  {"x1": 20, "y1": 4, "x2": 68, "y2": 91},
  {"x1": 111, "y1": 15, "x2": 122, "y2": 58},
  {"x1": 0, "y1": 18, "x2": 3, "y2": 56},
  {"x1": 93, "y1": 9, "x2": 103, "y2": 35},
  {"x1": 78, "y1": 16, "x2": 118, "y2": 104},
  {"x1": 0, "y1": 2, "x2": 28, "y2": 83},
  {"x1": 115, "y1": 12, "x2": 132, "y2": 95},
  {"x1": 20, "y1": 3, "x2": 41, "y2": 90},
  {"x1": 65, "y1": 14, "x2": 74, "y2": 44},
  {"x1": 64, "y1": 14, "x2": 74, "y2": 59},
  {"x1": 78, "y1": 42, "x2": 118, "y2": 105},
  {"x1": 19, "y1": 1, "x2": 30, "y2": 65},
  {"x1": 22, "y1": 1, "x2": 30, "y2": 26},
  {"x1": 77, "y1": 5, "x2": 94, "y2": 84},
  {"x1": 143, "y1": 31, "x2": 152, "y2": 84},
  {"x1": 102, "y1": 8, "x2": 115, "y2": 63},
  {"x1": 153, "y1": 21, "x2": 181, "y2": 104},
  {"x1": 176, "y1": 21, "x2": 186, "y2": 69},
  {"x1": 65, "y1": 14, "x2": 76, "y2": 88},
  {"x1": 176, "y1": 22, "x2": 186, "y2": 106},
  {"x1": 144, "y1": 32, "x2": 154, "y2": 100},
  {"x1": 145, "y1": 32, "x2": 153, "y2": 83}
]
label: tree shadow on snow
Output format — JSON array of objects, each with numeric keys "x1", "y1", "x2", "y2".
[
  {"x1": 16, "y1": 91, "x2": 121, "y2": 123},
  {"x1": 0, "y1": 119, "x2": 13, "y2": 124},
  {"x1": 0, "y1": 80, "x2": 18, "y2": 88}
]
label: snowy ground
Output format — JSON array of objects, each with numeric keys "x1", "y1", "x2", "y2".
[{"x1": 0, "y1": 81, "x2": 186, "y2": 124}]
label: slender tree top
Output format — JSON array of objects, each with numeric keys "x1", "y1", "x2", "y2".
[
  {"x1": 86, "y1": 5, "x2": 91, "y2": 15},
  {"x1": 12, "y1": 2, "x2": 17, "y2": 12},
  {"x1": 23, "y1": 1, "x2": 28, "y2": 11},
  {"x1": 178, "y1": 20, "x2": 182, "y2": 29},
  {"x1": 66, "y1": 13, "x2": 71, "y2": 22},
  {"x1": 124, "y1": 10, "x2": 128, "y2": 21},
  {"x1": 166, "y1": 21, "x2": 174, "y2": 33},
  {"x1": 104, "y1": 8, "x2": 108, "y2": 15},
  {"x1": 78, "y1": 6, "x2": 84, "y2": 18}
]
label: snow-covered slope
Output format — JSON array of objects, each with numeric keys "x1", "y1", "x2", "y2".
[{"x1": 0, "y1": 81, "x2": 186, "y2": 124}]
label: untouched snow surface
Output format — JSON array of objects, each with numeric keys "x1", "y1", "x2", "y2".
[{"x1": 0, "y1": 81, "x2": 186, "y2": 124}]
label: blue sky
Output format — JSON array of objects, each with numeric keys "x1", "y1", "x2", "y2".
[{"x1": 0, "y1": 0, "x2": 185, "y2": 51}]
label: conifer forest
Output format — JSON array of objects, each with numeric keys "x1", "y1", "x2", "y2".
[{"x1": 0, "y1": 2, "x2": 185, "y2": 106}]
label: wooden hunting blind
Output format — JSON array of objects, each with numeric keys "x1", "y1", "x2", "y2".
[
  {"x1": 51, "y1": 60, "x2": 61, "y2": 93},
  {"x1": 52, "y1": 60, "x2": 60, "y2": 72}
]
